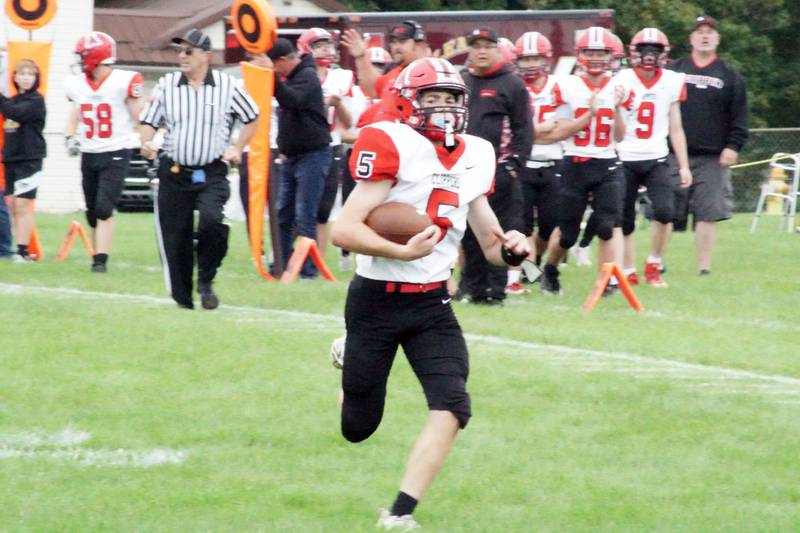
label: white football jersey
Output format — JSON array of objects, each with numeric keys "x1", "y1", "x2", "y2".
[
  {"x1": 526, "y1": 75, "x2": 565, "y2": 162},
  {"x1": 350, "y1": 121, "x2": 496, "y2": 283},
  {"x1": 616, "y1": 68, "x2": 686, "y2": 161},
  {"x1": 559, "y1": 74, "x2": 621, "y2": 159},
  {"x1": 65, "y1": 69, "x2": 143, "y2": 153},
  {"x1": 321, "y1": 67, "x2": 355, "y2": 146}
]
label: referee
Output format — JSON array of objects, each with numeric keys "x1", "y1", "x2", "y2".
[{"x1": 140, "y1": 29, "x2": 259, "y2": 309}]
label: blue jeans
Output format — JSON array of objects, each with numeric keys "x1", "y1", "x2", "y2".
[
  {"x1": 0, "y1": 196, "x2": 12, "y2": 257},
  {"x1": 277, "y1": 146, "x2": 332, "y2": 277}
]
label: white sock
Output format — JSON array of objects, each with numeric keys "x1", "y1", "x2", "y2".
[
  {"x1": 609, "y1": 277, "x2": 619, "y2": 286},
  {"x1": 507, "y1": 270, "x2": 521, "y2": 284},
  {"x1": 646, "y1": 255, "x2": 662, "y2": 264},
  {"x1": 623, "y1": 267, "x2": 636, "y2": 276}
]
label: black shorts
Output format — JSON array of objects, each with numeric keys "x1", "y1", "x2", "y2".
[
  {"x1": 621, "y1": 157, "x2": 674, "y2": 234},
  {"x1": 520, "y1": 162, "x2": 561, "y2": 240},
  {"x1": 81, "y1": 149, "x2": 131, "y2": 212},
  {"x1": 342, "y1": 275, "x2": 471, "y2": 429},
  {"x1": 317, "y1": 144, "x2": 345, "y2": 224},
  {"x1": 3, "y1": 159, "x2": 43, "y2": 199}
]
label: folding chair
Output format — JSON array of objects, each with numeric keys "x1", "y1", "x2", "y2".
[{"x1": 750, "y1": 153, "x2": 800, "y2": 233}]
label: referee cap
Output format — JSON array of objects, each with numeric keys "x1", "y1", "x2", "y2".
[{"x1": 172, "y1": 28, "x2": 212, "y2": 51}]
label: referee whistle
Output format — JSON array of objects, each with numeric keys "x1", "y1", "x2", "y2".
[{"x1": 170, "y1": 163, "x2": 180, "y2": 174}]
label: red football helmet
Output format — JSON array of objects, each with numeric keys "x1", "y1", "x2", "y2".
[
  {"x1": 514, "y1": 31, "x2": 553, "y2": 81},
  {"x1": 367, "y1": 46, "x2": 392, "y2": 66},
  {"x1": 297, "y1": 27, "x2": 336, "y2": 67},
  {"x1": 575, "y1": 26, "x2": 616, "y2": 76},
  {"x1": 391, "y1": 58, "x2": 468, "y2": 146},
  {"x1": 609, "y1": 33, "x2": 625, "y2": 73},
  {"x1": 75, "y1": 31, "x2": 116, "y2": 74},
  {"x1": 629, "y1": 28, "x2": 670, "y2": 70},
  {"x1": 497, "y1": 37, "x2": 517, "y2": 63}
]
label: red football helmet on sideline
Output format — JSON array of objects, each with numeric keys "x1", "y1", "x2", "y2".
[
  {"x1": 367, "y1": 46, "x2": 392, "y2": 67},
  {"x1": 497, "y1": 37, "x2": 517, "y2": 63},
  {"x1": 514, "y1": 31, "x2": 553, "y2": 81},
  {"x1": 297, "y1": 27, "x2": 336, "y2": 67},
  {"x1": 575, "y1": 26, "x2": 616, "y2": 75},
  {"x1": 75, "y1": 31, "x2": 116, "y2": 74},
  {"x1": 609, "y1": 33, "x2": 625, "y2": 73},
  {"x1": 629, "y1": 28, "x2": 670, "y2": 70},
  {"x1": 391, "y1": 58, "x2": 468, "y2": 145}
]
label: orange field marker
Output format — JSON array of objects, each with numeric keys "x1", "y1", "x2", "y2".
[
  {"x1": 582, "y1": 262, "x2": 644, "y2": 313},
  {"x1": 56, "y1": 220, "x2": 94, "y2": 261},
  {"x1": 27, "y1": 226, "x2": 44, "y2": 260},
  {"x1": 279, "y1": 236, "x2": 336, "y2": 283}
]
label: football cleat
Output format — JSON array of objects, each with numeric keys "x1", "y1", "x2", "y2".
[
  {"x1": 540, "y1": 264, "x2": 562, "y2": 296},
  {"x1": 505, "y1": 281, "x2": 530, "y2": 295},
  {"x1": 330, "y1": 335, "x2": 346, "y2": 369},
  {"x1": 626, "y1": 271, "x2": 640, "y2": 285},
  {"x1": 377, "y1": 509, "x2": 420, "y2": 531},
  {"x1": 644, "y1": 262, "x2": 667, "y2": 288}
]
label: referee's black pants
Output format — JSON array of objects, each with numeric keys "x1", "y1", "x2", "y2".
[
  {"x1": 460, "y1": 165, "x2": 523, "y2": 302},
  {"x1": 156, "y1": 157, "x2": 230, "y2": 308}
]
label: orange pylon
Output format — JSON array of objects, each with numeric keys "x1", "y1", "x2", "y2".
[
  {"x1": 27, "y1": 226, "x2": 44, "y2": 260},
  {"x1": 279, "y1": 236, "x2": 336, "y2": 283},
  {"x1": 56, "y1": 220, "x2": 94, "y2": 261},
  {"x1": 582, "y1": 262, "x2": 644, "y2": 313}
]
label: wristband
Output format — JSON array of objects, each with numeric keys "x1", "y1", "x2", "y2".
[{"x1": 501, "y1": 246, "x2": 526, "y2": 267}]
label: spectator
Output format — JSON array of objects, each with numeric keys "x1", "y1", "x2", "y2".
[
  {"x1": 667, "y1": 15, "x2": 748, "y2": 275},
  {"x1": 0, "y1": 59, "x2": 46, "y2": 262},
  {"x1": 459, "y1": 27, "x2": 533, "y2": 305},
  {"x1": 256, "y1": 38, "x2": 332, "y2": 279},
  {"x1": 140, "y1": 29, "x2": 259, "y2": 309}
]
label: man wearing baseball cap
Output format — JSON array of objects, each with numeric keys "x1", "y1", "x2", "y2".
[{"x1": 666, "y1": 15, "x2": 748, "y2": 275}]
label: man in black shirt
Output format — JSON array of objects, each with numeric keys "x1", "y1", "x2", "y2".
[
  {"x1": 667, "y1": 15, "x2": 748, "y2": 275},
  {"x1": 258, "y1": 39, "x2": 332, "y2": 279},
  {"x1": 459, "y1": 28, "x2": 533, "y2": 305}
]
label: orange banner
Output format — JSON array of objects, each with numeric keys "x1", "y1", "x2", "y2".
[
  {"x1": 241, "y1": 61, "x2": 274, "y2": 281},
  {"x1": 7, "y1": 41, "x2": 52, "y2": 96}
]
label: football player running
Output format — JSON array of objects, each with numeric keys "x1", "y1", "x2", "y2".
[
  {"x1": 64, "y1": 31, "x2": 143, "y2": 273},
  {"x1": 616, "y1": 28, "x2": 692, "y2": 287},
  {"x1": 539, "y1": 27, "x2": 628, "y2": 295},
  {"x1": 329, "y1": 58, "x2": 529, "y2": 529}
]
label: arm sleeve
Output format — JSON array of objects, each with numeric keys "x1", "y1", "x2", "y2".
[
  {"x1": 508, "y1": 79, "x2": 534, "y2": 166},
  {"x1": 273, "y1": 71, "x2": 318, "y2": 110},
  {"x1": 128, "y1": 72, "x2": 143, "y2": 98},
  {"x1": 349, "y1": 126, "x2": 400, "y2": 184},
  {"x1": 726, "y1": 69, "x2": 749, "y2": 152},
  {"x1": 230, "y1": 78, "x2": 259, "y2": 124},
  {"x1": 0, "y1": 94, "x2": 45, "y2": 122},
  {"x1": 139, "y1": 76, "x2": 166, "y2": 128}
]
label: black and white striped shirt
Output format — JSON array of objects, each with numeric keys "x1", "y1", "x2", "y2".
[{"x1": 140, "y1": 70, "x2": 258, "y2": 166}]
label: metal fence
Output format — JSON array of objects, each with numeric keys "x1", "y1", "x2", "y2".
[{"x1": 731, "y1": 128, "x2": 800, "y2": 212}]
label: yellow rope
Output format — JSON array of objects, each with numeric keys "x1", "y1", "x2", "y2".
[{"x1": 729, "y1": 152, "x2": 800, "y2": 170}]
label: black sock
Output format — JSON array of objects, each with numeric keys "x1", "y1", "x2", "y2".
[
  {"x1": 17, "y1": 244, "x2": 29, "y2": 256},
  {"x1": 93, "y1": 253, "x2": 108, "y2": 265},
  {"x1": 390, "y1": 491, "x2": 418, "y2": 517},
  {"x1": 534, "y1": 254, "x2": 542, "y2": 266}
]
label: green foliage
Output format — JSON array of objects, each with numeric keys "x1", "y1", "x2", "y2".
[{"x1": 340, "y1": 0, "x2": 800, "y2": 126}]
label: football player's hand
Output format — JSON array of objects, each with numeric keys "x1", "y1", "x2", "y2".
[
  {"x1": 65, "y1": 136, "x2": 81, "y2": 157},
  {"x1": 140, "y1": 141, "x2": 158, "y2": 160},
  {"x1": 341, "y1": 29, "x2": 366, "y2": 58},
  {"x1": 719, "y1": 148, "x2": 738, "y2": 167},
  {"x1": 588, "y1": 90, "x2": 599, "y2": 116},
  {"x1": 402, "y1": 225, "x2": 441, "y2": 260},
  {"x1": 614, "y1": 85, "x2": 626, "y2": 106},
  {"x1": 492, "y1": 227, "x2": 530, "y2": 258},
  {"x1": 678, "y1": 167, "x2": 693, "y2": 188},
  {"x1": 326, "y1": 94, "x2": 342, "y2": 107}
]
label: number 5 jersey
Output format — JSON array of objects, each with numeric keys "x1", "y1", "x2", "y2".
[{"x1": 65, "y1": 69, "x2": 143, "y2": 153}]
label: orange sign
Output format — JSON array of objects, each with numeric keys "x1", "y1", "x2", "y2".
[
  {"x1": 230, "y1": 0, "x2": 277, "y2": 54},
  {"x1": 5, "y1": 0, "x2": 57, "y2": 31}
]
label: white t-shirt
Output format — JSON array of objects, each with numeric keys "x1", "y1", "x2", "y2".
[
  {"x1": 558, "y1": 73, "x2": 624, "y2": 159},
  {"x1": 526, "y1": 74, "x2": 565, "y2": 162},
  {"x1": 350, "y1": 121, "x2": 496, "y2": 283},
  {"x1": 65, "y1": 69, "x2": 142, "y2": 153},
  {"x1": 616, "y1": 68, "x2": 686, "y2": 161}
]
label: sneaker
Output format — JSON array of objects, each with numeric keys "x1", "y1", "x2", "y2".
[
  {"x1": 505, "y1": 281, "x2": 529, "y2": 295},
  {"x1": 12, "y1": 253, "x2": 33, "y2": 263},
  {"x1": 574, "y1": 246, "x2": 592, "y2": 267},
  {"x1": 91, "y1": 262, "x2": 107, "y2": 273},
  {"x1": 626, "y1": 271, "x2": 639, "y2": 285},
  {"x1": 540, "y1": 264, "x2": 562, "y2": 296},
  {"x1": 699, "y1": 269, "x2": 711, "y2": 276},
  {"x1": 659, "y1": 263, "x2": 667, "y2": 275},
  {"x1": 338, "y1": 253, "x2": 353, "y2": 271},
  {"x1": 644, "y1": 262, "x2": 667, "y2": 288},
  {"x1": 376, "y1": 508, "x2": 420, "y2": 531},
  {"x1": 603, "y1": 283, "x2": 619, "y2": 297},
  {"x1": 198, "y1": 281, "x2": 220, "y2": 310},
  {"x1": 330, "y1": 335, "x2": 346, "y2": 369}
]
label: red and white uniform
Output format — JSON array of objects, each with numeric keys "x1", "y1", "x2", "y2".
[
  {"x1": 616, "y1": 68, "x2": 686, "y2": 161},
  {"x1": 525, "y1": 74, "x2": 565, "y2": 162},
  {"x1": 321, "y1": 67, "x2": 355, "y2": 146},
  {"x1": 65, "y1": 69, "x2": 142, "y2": 153},
  {"x1": 558, "y1": 74, "x2": 624, "y2": 159},
  {"x1": 350, "y1": 121, "x2": 495, "y2": 283}
]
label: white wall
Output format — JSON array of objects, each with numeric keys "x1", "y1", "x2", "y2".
[{"x1": 2, "y1": 0, "x2": 94, "y2": 213}]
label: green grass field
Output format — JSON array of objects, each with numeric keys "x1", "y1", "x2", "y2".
[{"x1": 1, "y1": 212, "x2": 799, "y2": 531}]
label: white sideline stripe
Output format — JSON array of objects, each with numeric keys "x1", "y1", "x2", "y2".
[
  {"x1": 0, "y1": 446, "x2": 186, "y2": 467},
  {"x1": 2, "y1": 283, "x2": 800, "y2": 390},
  {"x1": 0, "y1": 427, "x2": 91, "y2": 447}
]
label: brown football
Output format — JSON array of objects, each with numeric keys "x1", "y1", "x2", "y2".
[{"x1": 365, "y1": 202, "x2": 434, "y2": 245}]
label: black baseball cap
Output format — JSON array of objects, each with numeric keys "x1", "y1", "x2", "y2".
[
  {"x1": 172, "y1": 28, "x2": 211, "y2": 51},
  {"x1": 267, "y1": 38, "x2": 295, "y2": 60},
  {"x1": 694, "y1": 15, "x2": 718, "y2": 30},
  {"x1": 387, "y1": 20, "x2": 425, "y2": 42},
  {"x1": 467, "y1": 27, "x2": 499, "y2": 45}
]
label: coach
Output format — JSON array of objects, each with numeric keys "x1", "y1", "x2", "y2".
[
  {"x1": 140, "y1": 29, "x2": 259, "y2": 309},
  {"x1": 668, "y1": 15, "x2": 748, "y2": 275}
]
